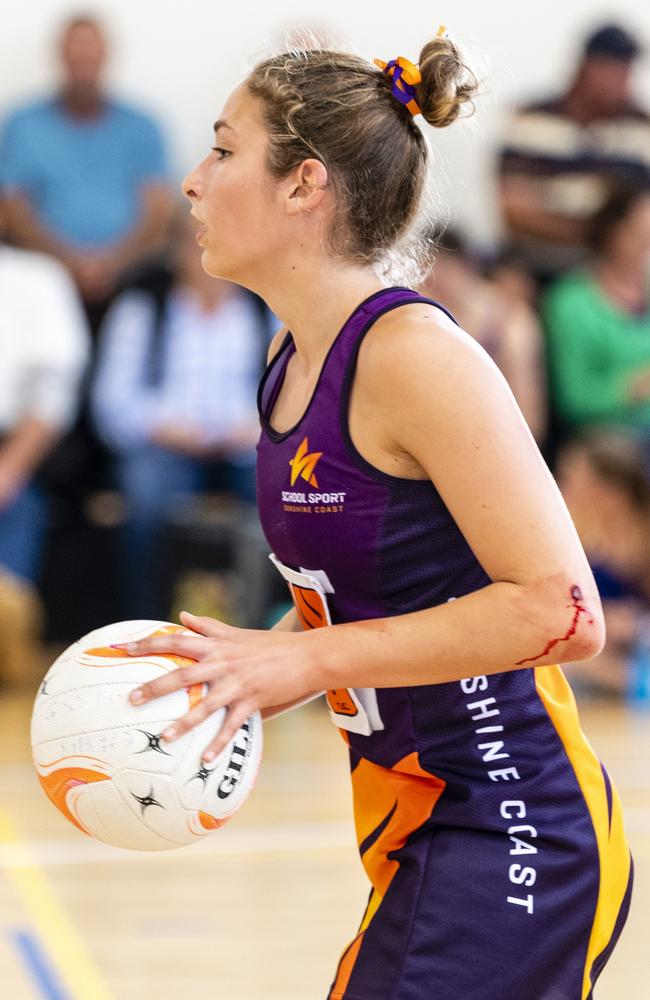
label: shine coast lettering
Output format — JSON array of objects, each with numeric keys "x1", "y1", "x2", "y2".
[{"x1": 460, "y1": 674, "x2": 540, "y2": 915}]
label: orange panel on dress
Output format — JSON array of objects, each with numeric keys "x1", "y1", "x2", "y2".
[
  {"x1": 351, "y1": 752, "x2": 446, "y2": 898},
  {"x1": 329, "y1": 931, "x2": 365, "y2": 999}
]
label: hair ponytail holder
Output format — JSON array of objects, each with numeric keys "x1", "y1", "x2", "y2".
[{"x1": 373, "y1": 55, "x2": 422, "y2": 117}]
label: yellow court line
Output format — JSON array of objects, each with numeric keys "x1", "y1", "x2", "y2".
[{"x1": 0, "y1": 810, "x2": 114, "y2": 1000}]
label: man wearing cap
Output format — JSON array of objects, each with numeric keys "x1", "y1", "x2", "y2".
[{"x1": 498, "y1": 23, "x2": 650, "y2": 285}]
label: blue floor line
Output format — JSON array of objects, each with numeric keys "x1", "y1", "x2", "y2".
[{"x1": 8, "y1": 927, "x2": 71, "y2": 1000}]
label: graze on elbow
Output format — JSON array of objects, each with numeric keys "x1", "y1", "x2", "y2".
[{"x1": 514, "y1": 585, "x2": 602, "y2": 666}]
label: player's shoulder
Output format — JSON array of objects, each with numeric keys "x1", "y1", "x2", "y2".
[
  {"x1": 356, "y1": 298, "x2": 507, "y2": 428},
  {"x1": 365, "y1": 299, "x2": 495, "y2": 381}
]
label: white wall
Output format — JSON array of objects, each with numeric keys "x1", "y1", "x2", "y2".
[{"x1": 2, "y1": 0, "x2": 650, "y2": 245}]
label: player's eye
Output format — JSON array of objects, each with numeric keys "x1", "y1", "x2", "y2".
[{"x1": 211, "y1": 147, "x2": 231, "y2": 160}]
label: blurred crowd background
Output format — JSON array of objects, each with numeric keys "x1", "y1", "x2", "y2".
[{"x1": 2, "y1": 7, "x2": 650, "y2": 705}]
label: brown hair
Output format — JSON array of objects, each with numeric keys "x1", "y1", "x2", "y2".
[{"x1": 246, "y1": 35, "x2": 477, "y2": 279}]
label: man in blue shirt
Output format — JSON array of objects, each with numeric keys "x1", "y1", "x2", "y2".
[{"x1": 1, "y1": 14, "x2": 173, "y2": 314}]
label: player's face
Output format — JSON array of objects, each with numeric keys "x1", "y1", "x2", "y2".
[{"x1": 182, "y1": 86, "x2": 286, "y2": 286}]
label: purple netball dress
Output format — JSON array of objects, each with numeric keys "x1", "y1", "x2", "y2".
[{"x1": 256, "y1": 286, "x2": 632, "y2": 1000}]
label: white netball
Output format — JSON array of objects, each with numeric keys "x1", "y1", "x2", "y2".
[{"x1": 30, "y1": 620, "x2": 262, "y2": 851}]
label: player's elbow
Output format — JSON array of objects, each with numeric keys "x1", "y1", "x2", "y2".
[
  {"x1": 519, "y1": 574, "x2": 606, "y2": 664},
  {"x1": 557, "y1": 583, "x2": 607, "y2": 663},
  {"x1": 565, "y1": 619, "x2": 606, "y2": 662}
]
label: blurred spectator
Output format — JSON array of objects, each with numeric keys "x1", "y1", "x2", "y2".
[
  {"x1": 557, "y1": 433, "x2": 650, "y2": 695},
  {"x1": 543, "y1": 184, "x2": 650, "y2": 449},
  {"x1": 420, "y1": 230, "x2": 547, "y2": 443},
  {"x1": 0, "y1": 191, "x2": 89, "y2": 584},
  {"x1": 0, "y1": 189, "x2": 88, "y2": 684},
  {"x1": 487, "y1": 247, "x2": 539, "y2": 310},
  {"x1": 0, "y1": 11, "x2": 175, "y2": 521},
  {"x1": 92, "y1": 215, "x2": 275, "y2": 618},
  {"x1": 498, "y1": 22, "x2": 650, "y2": 286},
  {"x1": 0, "y1": 14, "x2": 173, "y2": 324}
]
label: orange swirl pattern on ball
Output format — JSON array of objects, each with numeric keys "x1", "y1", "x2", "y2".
[
  {"x1": 198, "y1": 811, "x2": 226, "y2": 831},
  {"x1": 85, "y1": 624, "x2": 191, "y2": 667},
  {"x1": 37, "y1": 767, "x2": 111, "y2": 834},
  {"x1": 83, "y1": 624, "x2": 204, "y2": 708}
]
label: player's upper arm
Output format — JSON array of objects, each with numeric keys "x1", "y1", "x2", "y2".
[{"x1": 364, "y1": 312, "x2": 595, "y2": 594}]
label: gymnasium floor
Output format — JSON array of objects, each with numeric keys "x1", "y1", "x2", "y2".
[{"x1": 0, "y1": 680, "x2": 648, "y2": 999}]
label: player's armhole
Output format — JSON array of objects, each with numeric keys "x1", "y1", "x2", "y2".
[
  {"x1": 340, "y1": 301, "x2": 460, "y2": 489},
  {"x1": 266, "y1": 325, "x2": 289, "y2": 365}
]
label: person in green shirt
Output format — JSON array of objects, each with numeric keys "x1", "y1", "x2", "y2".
[{"x1": 543, "y1": 184, "x2": 650, "y2": 438}]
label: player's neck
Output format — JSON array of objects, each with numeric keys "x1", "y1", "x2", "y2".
[{"x1": 258, "y1": 259, "x2": 388, "y2": 371}]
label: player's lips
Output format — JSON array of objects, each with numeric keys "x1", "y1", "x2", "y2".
[{"x1": 195, "y1": 225, "x2": 208, "y2": 244}]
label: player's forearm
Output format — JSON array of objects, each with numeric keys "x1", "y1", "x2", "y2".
[
  {"x1": 305, "y1": 575, "x2": 605, "y2": 690},
  {"x1": 262, "y1": 607, "x2": 321, "y2": 719}
]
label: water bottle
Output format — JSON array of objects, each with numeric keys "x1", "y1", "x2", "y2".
[{"x1": 627, "y1": 612, "x2": 650, "y2": 707}]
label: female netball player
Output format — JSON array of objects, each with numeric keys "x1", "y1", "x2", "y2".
[{"x1": 119, "y1": 30, "x2": 632, "y2": 999}]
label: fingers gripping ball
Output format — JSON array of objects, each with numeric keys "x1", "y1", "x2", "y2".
[{"x1": 30, "y1": 620, "x2": 262, "y2": 851}]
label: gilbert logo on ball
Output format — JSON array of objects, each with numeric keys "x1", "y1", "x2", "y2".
[{"x1": 30, "y1": 620, "x2": 262, "y2": 851}]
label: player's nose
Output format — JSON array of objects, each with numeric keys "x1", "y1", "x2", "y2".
[{"x1": 182, "y1": 162, "x2": 205, "y2": 202}]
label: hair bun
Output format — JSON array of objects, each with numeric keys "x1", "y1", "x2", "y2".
[{"x1": 415, "y1": 35, "x2": 477, "y2": 128}]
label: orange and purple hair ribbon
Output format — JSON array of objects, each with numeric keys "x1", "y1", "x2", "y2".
[
  {"x1": 374, "y1": 56, "x2": 422, "y2": 116},
  {"x1": 374, "y1": 26, "x2": 449, "y2": 118}
]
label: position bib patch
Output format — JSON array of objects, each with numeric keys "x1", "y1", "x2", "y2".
[{"x1": 269, "y1": 553, "x2": 383, "y2": 736}]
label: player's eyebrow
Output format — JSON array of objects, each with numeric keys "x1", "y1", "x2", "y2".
[{"x1": 213, "y1": 119, "x2": 236, "y2": 135}]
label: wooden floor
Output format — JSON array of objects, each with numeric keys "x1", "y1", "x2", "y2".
[{"x1": 0, "y1": 681, "x2": 648, "y2": 999}]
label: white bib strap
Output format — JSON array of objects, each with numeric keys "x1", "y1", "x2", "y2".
[{"x1": 268, "y1": 553, "x2": 383, "y2": 736}]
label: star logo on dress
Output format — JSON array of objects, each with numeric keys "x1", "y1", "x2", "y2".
[
  {"x1": 136, "y1": 730, "x2": 172, "y2": 756},
  {"x1": 131, "y1": 787, "x2": 164, "y2": 816},
  {"x1": 289, "y1": 436, "x2": 323, "y2": 487},
  {"x1": 187, "y1": 764, "x2": 213, "y2": 787}
]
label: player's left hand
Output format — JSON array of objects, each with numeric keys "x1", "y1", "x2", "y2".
[{"x1": 116, "y1": 612, "x2": 319, "y2": 761}]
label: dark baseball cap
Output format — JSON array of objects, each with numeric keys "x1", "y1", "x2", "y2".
[{"x1": 584, "y1": 23, "x2": 642, "y2": 61}]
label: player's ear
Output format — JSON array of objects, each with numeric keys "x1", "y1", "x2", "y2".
[{"x1": 285, "y1": 158, "x2": 329, "y2": 216}]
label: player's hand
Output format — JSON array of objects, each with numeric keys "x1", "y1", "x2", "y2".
[{"x1": 116, "y1": 612, "x2": 320, "y2": 762}]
